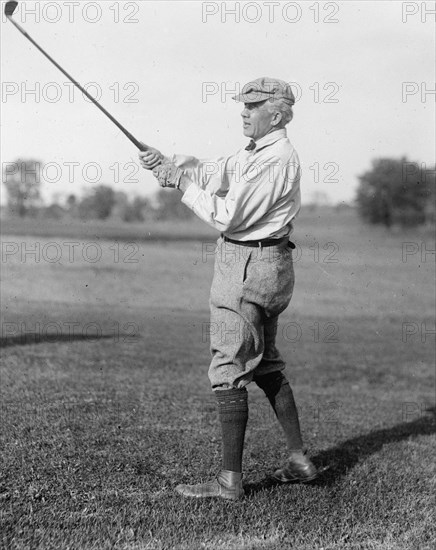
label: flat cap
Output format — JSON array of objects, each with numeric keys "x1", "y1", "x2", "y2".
[{"x1": 233, "y1": 77, "x2": 295, "y2": 105}]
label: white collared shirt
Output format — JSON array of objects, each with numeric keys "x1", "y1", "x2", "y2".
[{"x1": 172, "y1": 128, "x2": 301, "y2": 240}]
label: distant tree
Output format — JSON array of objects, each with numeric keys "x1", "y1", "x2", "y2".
[
  {"x1": 155, "y1": 188, "x2": 195, "y2": 220},
  {"x1": 422, "y1": 166, "x2": 436, "y2": 225},
  {"x1": 2, "y1": 158, "x2": 43, "y2": 217},
  {"x1": 129, "y1": 196, "x2": 149, "y2": 222},
  {"x1": 111, "y1": 192, "x2": 150, "y2": 222},
  {"x1": 78, "y1": 185, "x2": 116, "y2": 220},
  {"x1": 112, "y1": 191, "x2": 130, "y2": 220},
  {"x1": 66, "y1": 194, "x2": 77, "y2": 209},
  {"x1": 44, "y1": 203, "x2": 66, "y2": 220},
  {"x1": 65, "y1": 194, "x2": 79, "y2": 218},
  {"x1": 356, "y1": 157, "x2": 433, "y2": 227}
]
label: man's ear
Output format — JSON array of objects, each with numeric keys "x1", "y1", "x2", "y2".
[{"x1": 271, "y1": 111, "x2": 283, "y2": 127}]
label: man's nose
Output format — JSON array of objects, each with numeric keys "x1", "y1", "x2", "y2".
[{"x1": 241, "y1": 108, "x2": 249, "y2": 118}]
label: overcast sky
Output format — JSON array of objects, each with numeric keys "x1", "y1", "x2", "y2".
[{"x1": 1, "y1": 0, "x2": 435, "y2": 205}]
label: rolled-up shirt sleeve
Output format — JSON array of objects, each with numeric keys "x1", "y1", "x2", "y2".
[{"x1": 179, "y1": 154, "x2": 299, "y2": 234}]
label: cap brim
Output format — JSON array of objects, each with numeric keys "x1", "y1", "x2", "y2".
[{"x1": 232, "y1": 92, "x2": 274, "y2": 103}]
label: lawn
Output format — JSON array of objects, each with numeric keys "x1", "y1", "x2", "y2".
[{"x1": 1, "y1": 210, "x2": 435, "y2": 550}]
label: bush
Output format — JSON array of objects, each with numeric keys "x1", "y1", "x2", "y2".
[
  {"x1": 78, "y1": 185, "x2": 116, "y2": 220},
  {"x1": 356, "y1": 157, "x2": 434, "y2": 227}
]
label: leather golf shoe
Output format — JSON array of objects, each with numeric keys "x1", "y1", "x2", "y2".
[
  {"x1": 175, "y1": 470, "x2": 244, "y2": 500},
  {"x1": 273, "y1": 451, "x2": 318, "y2": 483}
]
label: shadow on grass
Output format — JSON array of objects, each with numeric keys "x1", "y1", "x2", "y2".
[
  {"x1": 244, "y1": 407, "x2": 435, "y2": 495},
  {"x1": 0, "y1": 333, "x2": 119, "y2": 349}
]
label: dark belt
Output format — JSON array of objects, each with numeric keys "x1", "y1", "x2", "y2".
[{"x1": 222, "y1": 235, "x2": 296, "y2": 249}]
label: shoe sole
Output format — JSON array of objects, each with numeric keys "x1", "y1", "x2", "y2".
[
  {"x1": 175, "y1": 485, "x2": 244, "y2": 500},
  {"x1": 272, "y1": 471, "x2": 318, "y2": 483},
  {"x1": 273, "y1": 464, "x2": 330, "y2": 484}
]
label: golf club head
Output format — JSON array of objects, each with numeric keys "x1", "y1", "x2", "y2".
[{"x1": 5, "y1": 1, "x2": 18, "y2": 17}]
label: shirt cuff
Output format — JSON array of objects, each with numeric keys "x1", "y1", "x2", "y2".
[{"x1": 181, "y1": 181, "x2": 203, "y2": 209}]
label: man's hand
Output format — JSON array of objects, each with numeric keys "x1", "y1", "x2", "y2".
[
  {"x1": 138, "y1": 143, "x2": 164, "y2": 170},
  {"x1": 152, "y1": 162, "x2": 184, "y2": 189}
]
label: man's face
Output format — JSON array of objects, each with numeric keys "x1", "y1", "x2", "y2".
[{"x1": 241, "y1": 100, "x2": 276, "y2": 141}]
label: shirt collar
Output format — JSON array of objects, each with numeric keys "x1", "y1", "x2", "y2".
[{"x1": 252, "y1": 128, "x2": 287, "y2": 153}]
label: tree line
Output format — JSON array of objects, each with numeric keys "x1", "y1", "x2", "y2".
[
  {"x1": 2, "y1": 156, "x2": 435, "y2": 227},
  {"x1": 2, "y1": 158, "x2": 194, "y2": 222}
]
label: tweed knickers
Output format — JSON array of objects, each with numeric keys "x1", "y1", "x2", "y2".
[{"x1": 208, "y1": 237, "x2": 295, "y2": 389}]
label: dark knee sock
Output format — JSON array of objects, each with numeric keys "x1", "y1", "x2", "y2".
[
  {"x1": 214, "y1": 387, "x2": 248, "y2": 473},
  {"x1": 255, "y1": 371, "x2": 303, "y2": 452}
]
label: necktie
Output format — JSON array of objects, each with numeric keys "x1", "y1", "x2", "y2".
[{"x1": 245, "y1": 139, "x2": 256, "y2": 151}]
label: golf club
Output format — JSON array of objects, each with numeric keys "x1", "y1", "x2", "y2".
[{"x1": 5, "y1": 0, "x2": 148, "y2": 151}]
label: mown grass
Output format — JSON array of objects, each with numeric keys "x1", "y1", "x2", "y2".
[
  {"x1": 0, "y1": 216, "x2": 217, "y2": 243},
  {"x1": 1, "y1": 210, "x2": 435, "y2": 549}
]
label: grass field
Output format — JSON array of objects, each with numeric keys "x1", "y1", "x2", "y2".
[{"x1": 1, "y1": 210, "x2": 435, "y2": 550}]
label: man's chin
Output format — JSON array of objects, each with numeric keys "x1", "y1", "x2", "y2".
[{"x1": 243, "y1": 127, "x2": 253, "y2": 138}]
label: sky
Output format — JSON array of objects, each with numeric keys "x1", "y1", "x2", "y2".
[{"x1": 1, "y1": 0, "x2": 435, "y2": 206}]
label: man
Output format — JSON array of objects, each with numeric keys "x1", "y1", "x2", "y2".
[{"x1": 139, "y1": 77, "x2": 317, "y2": 500}]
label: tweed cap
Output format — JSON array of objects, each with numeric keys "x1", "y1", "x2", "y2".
[{"x1": 233, "y1": 77, "x2": 295, "y2": 105}]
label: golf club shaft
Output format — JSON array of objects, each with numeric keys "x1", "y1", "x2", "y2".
[{"x1": 7, "y1": 15, "x2": 147, "y2": 151}]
